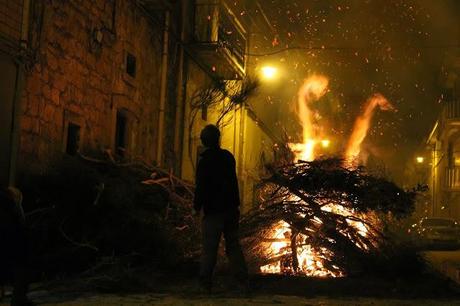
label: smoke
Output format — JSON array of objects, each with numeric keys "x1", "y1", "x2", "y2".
[{"x1": 251, "y1": 0, "x2": 460, "y2": 181}]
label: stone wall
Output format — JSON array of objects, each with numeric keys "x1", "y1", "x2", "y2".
[
  {"x1": 19, "y1": 0, "x2": 163, "y2": 169},
  {"x1": 0, "y1": 0, "x2": 27, "y2": 185}
]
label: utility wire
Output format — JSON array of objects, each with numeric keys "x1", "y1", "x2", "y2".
[
  {"x1": 134, "y1": 2, "x2": 460, "y2": 59},
  {"x1": 245, "y1": 44, "x2": 460, "y2": 57}
]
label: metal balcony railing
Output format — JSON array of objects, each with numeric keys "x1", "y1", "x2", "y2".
[
  {"x1": 445, "y1": 166, "x2": 460, "y2": 190},
  {"x1": 191, "y1": 1, "x2": 246, "y2": 79},
  {"x1": 442, "y1": 99, "x2": 460, "y2": 120},
  {"x1": 138, "y1": 0, "x2": 174, "y2": 10}
]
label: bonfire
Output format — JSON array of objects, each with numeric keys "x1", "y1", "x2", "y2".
[
  {"x1": 241, "y1": 75, "x2": 416, "y2": 277},
  {"x1": 241, "y1": 158, "x2": 416, "y2": 276}
]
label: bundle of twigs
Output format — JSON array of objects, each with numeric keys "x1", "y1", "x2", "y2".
[
  {"x1": 81, "y1": 150, "x2": 196, "y2": 220},
  {"x1": 187, "y1": 78, "x2": 259, "y2": 171},
  {"x1": 189, "y1": 77, "x2": 259, "y2": 127},
  {"x1": 240, "y1": 158, "x2": 418, "y2": 275},
  {"x1": 141, "y1": 166, "x2": 196, "y2": 230}
]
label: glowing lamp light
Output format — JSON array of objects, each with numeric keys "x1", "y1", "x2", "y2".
[
  {"x1": 321, "y1": 139, "x2": 330, "y2": 148},
  {"x1": 261, "y1": 66, "x2": 278, "y2": 80},
  {"x1": 416, "y1": 157, "x2": 424, "y2": 164}
]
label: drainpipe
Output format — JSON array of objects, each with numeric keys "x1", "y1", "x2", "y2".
[
  {"x1": 8, "y1": 61, "x2": 25, "y2": 186},
  {"x1": 173, "y1": 46, "x2": 186, "y2": 175},
  {"x1": 172, "y1": 0, "x2": 188, "y2": 176},
  {"x1": 8, "y1": 0, "x2": 30, "y2": 185},
  {"x1": 156, "y1": 10, "x2": 170, "y2": 167}
]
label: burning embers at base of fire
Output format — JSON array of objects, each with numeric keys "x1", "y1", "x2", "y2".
[
  {"x1": 259, "y1": 204, "x2": 372, "y2": 277},
  {"x1": 261, "y1": 74, "x2": 393, "y2": 277},
  {"x1": 259, "y1": 220, "x2": 343, "y2": 277}
]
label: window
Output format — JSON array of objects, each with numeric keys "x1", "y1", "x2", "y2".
[
  {"x1": 201, "y1": 104, "x2": 208, "y2": 120},
  {"x1": 194, "y1": 0, "x2": 219, "y2": 42},
  {"x1": 115, "y1": 111, "x2": 128, "y2": 156},
  {"x1": 448, "y1": 142, "x2": 454, "y2": 168},
  {"x1": 126, "y1": 52, "x2": 136, "y2": 78},
  {"x1": 66, "y1": 123, "x2": 80, "y2": 155}
]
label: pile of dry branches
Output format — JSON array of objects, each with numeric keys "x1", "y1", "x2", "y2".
[
  {"x1": 240, "y1": 158, "x2": 418, "y2": 275},
  {"x1": 189, "y1": 78, "x2": 259, "y2": 127},
  {"x1": 20, "y1": 153, "x2": 201, "y2": 280}
]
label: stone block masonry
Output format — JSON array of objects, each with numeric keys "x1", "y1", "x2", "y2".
[{"x1": 20, "y1": 0, "x2": 164, "y2": 168}]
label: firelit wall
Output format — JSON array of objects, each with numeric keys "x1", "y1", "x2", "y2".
[
  {"x1": 0, "y1": 0, "x2": 28, "y2": 185},
  {"x1": 19, "y1": 0, "x2": 163, "y2": 169}
]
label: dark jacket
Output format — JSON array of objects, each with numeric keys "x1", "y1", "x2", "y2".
[{"x1": 194, "y1": 147, "x2": 241, "y2": 214}]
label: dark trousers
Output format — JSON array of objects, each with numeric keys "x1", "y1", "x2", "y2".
[
  {"x1": 199, "y1": 211, "x2": 248, "y2": 287},
  {"x1": 0, "y1": 225, "x2": 29, "y2": 303}
]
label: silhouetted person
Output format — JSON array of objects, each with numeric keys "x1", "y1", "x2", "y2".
[
  {"x1": 0, "y1": 187, "x2": 33, "y2": 306},
  {"x1": 194, "y1": 124, "x2": 248, "y2": 293}
]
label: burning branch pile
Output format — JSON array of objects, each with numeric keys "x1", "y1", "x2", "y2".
[
  {"x1": 241, "y1": 158, "x2": 417, "y2": 277},
  {"x1": 20, "y1": 154, "x2": 201, "y2": 280}
]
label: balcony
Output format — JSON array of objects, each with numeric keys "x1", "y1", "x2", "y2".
[
  {"x1": 188, "y1": 1, "x2": 246, "y2": 80},
  {"x1": 138, "y1": 0, "x2": 175, "y2": 10},
  {"x1": 442, "y1": 99, "x2": 460, "y2": 121},
  {"x1": 445, "y1": 167, "x2": 460, "y2": 191},
  {"x1": 441, "y1": 87, "x2": 460, "y2": 121}
]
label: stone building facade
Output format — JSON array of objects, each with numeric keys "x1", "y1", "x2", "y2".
[
  {"x1": 19, "y1": 0, "x2": 164, "y2": 168},
  {"x1": 0, "y1": 0, "x2": 30, "y2": 186},
  {"x1": 176, "y1": 0, "x2": 279, "y2": 211},
  {"x1": 424, "y1": 55, "x2": 460, "y2": 220},
  {"x1": 2, "y1": 0, "x2": 279, "y2": 211}
]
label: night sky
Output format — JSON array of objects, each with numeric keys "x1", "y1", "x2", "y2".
[{"x1": 247, "y1": 0, "x2": 460, "y2": 182}]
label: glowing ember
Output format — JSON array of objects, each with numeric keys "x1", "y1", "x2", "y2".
[{"x1": 345, "y1": 93, "x2": 395, "y2": 165}]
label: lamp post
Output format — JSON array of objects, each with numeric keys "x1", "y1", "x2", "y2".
[
  {"x1": 260, "y1": 66, "x2": 278, "y2": 81},
  {"x1": 321, "y1": 139, "x2": 331, "y2": 149}
]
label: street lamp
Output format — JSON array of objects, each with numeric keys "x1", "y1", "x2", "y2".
[
  {"x1": 260, "y1": 66, "x2": 278, "y2": 80},
  {"x1": 321, "y1": 139, "x2": 330, "y2": 148},
  {"x1": 416, "y1": 156, "x2": 424, "y2": 164}
]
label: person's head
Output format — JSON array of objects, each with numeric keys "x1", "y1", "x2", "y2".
[
  {"x1": 0, "y1": 186, "x2": 22, "y2": 206},
  {"x1": 200, "y1": 124, "x2": 220, "y2": 148}
]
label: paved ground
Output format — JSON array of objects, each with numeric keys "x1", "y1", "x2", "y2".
[
  {"x1": 1, "y1": 291, "x2": 460, "y2": 306},
  {"x1": 424, "y1": 249, "x2": 460, "y2": 285},
  {"x1": 3, "y1": 274, "x2": 460, "y2": 306},
  {"x1": 2, "y1": 251, "x2": 460, "y2": 305}
]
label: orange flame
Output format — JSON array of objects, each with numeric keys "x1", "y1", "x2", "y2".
[
  {"x1": 263, "y1": 80, "x2": 389, "y2": 277},
  {"x1": 345, "y1": 94, "x2": 394, "y2": 165},
  {"x1": 260, "y1": 220, "x2": 343, "y2": 277},
  {"x1": 260, "y1": 204, "x2": 370, "y2": 276},
  {"x1": 289, "y1": 75, "x2": 329, "y2": 161}
]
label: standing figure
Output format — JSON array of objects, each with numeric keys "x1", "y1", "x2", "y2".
[
  {"x1": 194, "y1": 124, "x2": 248, "y2": 293},
  {"x1": 0, "y1": 187, "x2": 33, "y2": 306}
]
